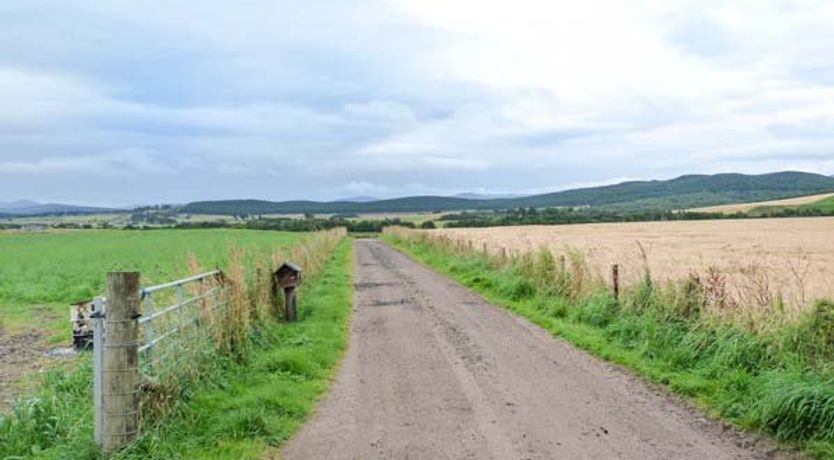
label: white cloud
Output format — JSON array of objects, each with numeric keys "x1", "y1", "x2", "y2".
[{"x1": 1, "y1": 0, "x2": 833, "y2": 204}]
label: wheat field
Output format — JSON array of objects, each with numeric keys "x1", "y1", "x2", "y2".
[
  {"x1": 433, "y1": 217, "x2": 834, "y2": 315},
  {"x1": 690, "y1": 192, "x2": 834, "y2": 213}
]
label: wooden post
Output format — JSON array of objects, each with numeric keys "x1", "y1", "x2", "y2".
[
  {"x1": 612, "y1": 264, "x2": 620, "y2": 302},
  {"x1": 284, "y1": 287, "x2": 298, "y2": 322},
  {"x1": 468, "y1": 240, "x2": 473, "y2": 251},
  {"x1": 103, "y1": 272, "x2": 141, "y2": 453},
  {"x1": 482, "y1": 242, "x2": 487, "y2": 254},
  {"x1": 559, "y1": 255, "x2": 566, "y2": 273},
  {"x1": 271, "y1": 271, "x2": 280, "y2": 319}
]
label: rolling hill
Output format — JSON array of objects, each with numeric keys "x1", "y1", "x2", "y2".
[
  {"x1": 182, "y1": 171, "x2": 834, "y2": 215},
  {"x1": 0, "y1": 200, "x2": 115, "y2": 216}
]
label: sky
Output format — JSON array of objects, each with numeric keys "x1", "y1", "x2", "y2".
[{"x1": 1, "y1": 0, "x2": 834, "y2": 206}]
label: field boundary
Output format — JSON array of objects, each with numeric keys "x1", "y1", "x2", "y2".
[{"x1": 690, "y1": 192, "x2": 834, "y2": 213}]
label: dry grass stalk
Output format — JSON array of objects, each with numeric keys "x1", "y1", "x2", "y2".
[{"x1": 225, "y1": 243, "x2": 249, "y2": 354}]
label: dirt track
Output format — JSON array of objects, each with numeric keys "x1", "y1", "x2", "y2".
[{"x1": 283, "y1": 240, "x2": 791, "y2": 459}]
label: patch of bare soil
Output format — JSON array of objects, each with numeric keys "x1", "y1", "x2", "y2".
[
  {"x1": 280, "y1": 240, "x2": 798, "y2": 459},
  {"x1": 0, "y1": 327, "x2": 49, "y2": 412}
]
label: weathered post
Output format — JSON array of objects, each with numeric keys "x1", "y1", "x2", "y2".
[
  {"x1": 275, "y1": 262, "x2": 303, "y2": 322},
  {"x1": 612, "y1": 264, "x2": 620, "y2": 302},
  {"x1": 103, "y1": 272, "x2": 141, "y2": 453},
  {"x1": 286, "y1": 288, "x2": 298, "y2": 322},
  {"x1": 559, "y1": 255, "x2": 566, "y2": 273},
  {"x1": 468, "y1": 240, "x2": 473, "y2": 251},
  {"x1": 482, "y1": 242, "x2": 487, "y2": 254},
  {"x1": 501, "y1": 247, "x2": 507, "y2": 262}
]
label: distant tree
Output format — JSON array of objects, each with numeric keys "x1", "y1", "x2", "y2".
[{"x1": 420, "y1": 220, "x2": 437, "y2": 229}]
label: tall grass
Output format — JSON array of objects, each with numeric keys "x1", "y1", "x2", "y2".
[
  {"x1": 384, "y1": 226, "x2": 834, "y2": 457},
  {"x1": 0, "y1": 228, "x2": 347, "y2": 459}
]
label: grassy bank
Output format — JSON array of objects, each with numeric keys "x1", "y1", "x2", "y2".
[
  {"x1": 383, "y1": 228, "x2": 834, "y2": 458},
  {"x1": 1, "y1": 234, "x2": 353, "y2": 459}
]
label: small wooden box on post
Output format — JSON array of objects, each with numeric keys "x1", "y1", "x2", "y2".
[{"x1": 275, "y1": 261, "x2": 303, "y2": 322}]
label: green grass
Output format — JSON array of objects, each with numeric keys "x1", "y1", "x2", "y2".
[
  {"x1": 0, "y1": 237, "x2": 353, "y2": 459},
  {"x1": 749, "y1": 195, "x2": 834, "y2": 216},
  {"x1": 384, "y1": 233, "x2": 834, "y2": 458},
  {"x1": 803, "y1": 196, "x2": 834, "y2": 212},
  {"x1": 0, "y1": 229, "x2": 304, "y2": 339}
]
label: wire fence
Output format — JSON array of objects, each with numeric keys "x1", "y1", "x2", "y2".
[
  {"x1": 89, "y1": 270, "x2": 228, "y2": 448},
  {"x1": 71, "y1": 227, "x2": 346, "y2": 453}
]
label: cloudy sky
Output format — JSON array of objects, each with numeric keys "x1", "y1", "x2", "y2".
[{"x1": 2, "y1": 0, "x2": 834, "y2": 206}]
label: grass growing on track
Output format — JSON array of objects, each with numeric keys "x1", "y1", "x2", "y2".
[
  {"x1": 384, "y1": 233, "x2": 834, "y2": 458},
  {"x1": 0, "y1": 238, "x2": 353, "y2": 459}
]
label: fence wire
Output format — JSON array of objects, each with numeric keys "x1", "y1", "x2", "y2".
[{"x1": 92, "y1": 270, "x2": 228, "y2": 444}]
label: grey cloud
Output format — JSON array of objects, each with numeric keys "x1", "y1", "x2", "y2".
[{"x1": 1, "y1": 1, "x2": 833, "y2": 205}]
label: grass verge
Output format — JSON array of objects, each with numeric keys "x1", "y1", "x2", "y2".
[
  {"x1": 383, "y1": 231, "x2": 834, "y2": 458},
  {"x1": 1, "y1": 237, "x2": 353, "y2": 459}
]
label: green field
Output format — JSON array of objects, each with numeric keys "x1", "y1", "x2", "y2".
[
  {"x1": 0, "y1": 229, "x2": 304, "y2": 339},
  {"x1": 803, "y1": 196, "x2": 834, "y2": 212},
  {"x1": 749, "y1": 194, "x2": 834, "y2": 216}
]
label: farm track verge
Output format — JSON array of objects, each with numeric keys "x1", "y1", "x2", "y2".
[
  {"x1": 283, "y1": 239, "x2": 788, "y2": 459},
  {"x1": 383, "y1": 227, "x2": 834, "y2": 457}
]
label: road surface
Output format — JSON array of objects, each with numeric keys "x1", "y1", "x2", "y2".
[{"x1": 283, "y1": 239, "x2": 789, "y2": 459}]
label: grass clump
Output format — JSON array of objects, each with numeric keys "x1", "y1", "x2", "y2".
[{"x1": 383, "y1": 226, "x2": 834, "y2": 456}]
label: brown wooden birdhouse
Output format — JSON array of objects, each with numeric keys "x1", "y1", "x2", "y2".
[{"x1": 276, "y1": 261, "x2": 303, "y2": 288}]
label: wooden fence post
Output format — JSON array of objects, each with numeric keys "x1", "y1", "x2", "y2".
[
  {"x1": 285, "y1": 287, "x2": 298, "y2": 322},
  {"x1": 559, "y1": 255, "x2": 566, "y2": 273},
  {"x1": 482, "y1": 242, "x2": 487, "y2": 254},
  {"x1": 103, "y1": 272, "x2": 141, "y2": 453},
  {"x1": 270, "y1": 271, "x2": 280, "y2": 319},
  {"x1": 612, "y1": 264, "x2": 620, "y2": 302}
]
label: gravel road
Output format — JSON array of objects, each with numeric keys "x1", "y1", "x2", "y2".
[{"x1": 282, "y1": 239, "x2": 792, "y2": 459}]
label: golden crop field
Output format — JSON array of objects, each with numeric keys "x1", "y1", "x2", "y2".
[
  {"x1": 433, "y1": 217, "x2": 834, "y2": 315},
  {"x1": 690, "y1": 192, "x2": 834, "y2": 213}
]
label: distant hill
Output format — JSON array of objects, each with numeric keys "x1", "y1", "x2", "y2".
[
  {"x1": 0, "y1": 200, "x2": 40, "y2": 211},
  {"x1": 183, "y1": 197, "x2": 478, "y2": 215},
  {"x1": 182, "y1": 171, "x2": 834, "y2": 215},
  {"x1": 0, "y1": 200, "x2": 115, "y2": 216},
  {"x1": 494, "y1": 171, "x2": 834, "y2": 211},
  {"x1": 338, "y1": 195, "x2": 380, "y2": 203},
  {"x1": 454, "y1": 192, "x2": 526, "y2": 200}
]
